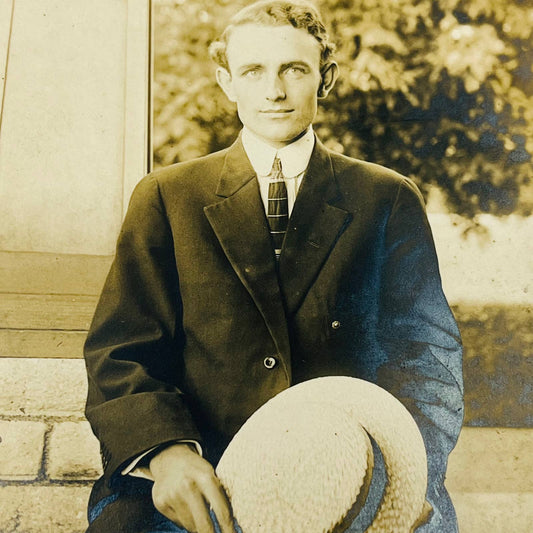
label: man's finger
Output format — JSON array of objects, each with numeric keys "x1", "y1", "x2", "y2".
[
  {"x1": 187, "y1": 487, "x2": 216, "y2": 533},
  {"x1": 166, "y1": 503, "x2": 195, "y2": 532},
  {"x1": 152, "y1": 486, "x2": 193, "y2": 531},
  {"x1": 202, "y1": 479, "x2": 235, "y2": 533}
]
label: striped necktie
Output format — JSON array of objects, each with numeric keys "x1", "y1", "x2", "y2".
[{"x1": 267, "y1": 157, "x2": 288, "y2": 260}]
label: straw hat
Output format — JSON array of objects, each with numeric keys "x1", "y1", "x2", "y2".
[{"x1": 216, "y1": 376, "x2": 428, "y2": 532}]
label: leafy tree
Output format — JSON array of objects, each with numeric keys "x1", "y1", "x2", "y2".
[{"x1": 153, "y1": 0, "x2": 533, "y2": 217}]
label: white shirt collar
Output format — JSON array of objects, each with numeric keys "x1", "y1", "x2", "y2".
[{"x1": 242, "y1": 127, "x2": 315, "y2": 178}]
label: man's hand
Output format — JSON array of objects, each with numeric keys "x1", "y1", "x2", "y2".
[{"x1": 149, "y1": 443, "x2": 236, "y2": 533}]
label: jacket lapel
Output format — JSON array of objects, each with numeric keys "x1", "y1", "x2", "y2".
[
  {"x1": 203, "y1": 138, "x2": 291, "y2": 367},
  {"x1": 278, "y1": 138, "x2": 352, "y2": 315}
]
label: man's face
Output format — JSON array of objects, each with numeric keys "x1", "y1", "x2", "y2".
[{"x1": 217, "y1": 23, "x2": 326, "y2": 148}]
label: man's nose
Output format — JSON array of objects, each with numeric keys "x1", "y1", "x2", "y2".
[{"x1": 265, "y1": 74, "x2": 286, "y2": 100}]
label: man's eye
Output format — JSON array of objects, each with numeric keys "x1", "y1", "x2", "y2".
[
  {"x1": 286, "y1": 67, "x2": 306, "y2": 76},
  {"x1": 243, "y1": 69, "x2": 260, "y2": 78}
]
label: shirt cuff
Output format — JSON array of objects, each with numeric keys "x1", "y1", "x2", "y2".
[{"x1": 121, "y1": 440, "x2": 203, "y2": 480}]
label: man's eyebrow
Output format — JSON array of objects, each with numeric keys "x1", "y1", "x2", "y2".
[
  {"x1": 280, "y1": 61, "x2": 311, "y2": 70},
  {"x1": 236, "y1": 63, "x2": 263, "y2": 74}
]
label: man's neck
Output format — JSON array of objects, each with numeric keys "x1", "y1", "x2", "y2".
[
  {"x1": 242, "y1": 127, "x2": 312, "y2": 151},
  {"x1": 242, "y1": 127, "x2": 315, "y2": 178}
]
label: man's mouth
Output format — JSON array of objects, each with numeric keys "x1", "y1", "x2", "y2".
[{"x1": 260, "y1": 109, "x2": 294, "y2": 114}]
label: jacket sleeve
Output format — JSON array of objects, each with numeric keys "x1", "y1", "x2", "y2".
[
  {"x1": 375, "y1": 178, "x2": 464, "y2": 529},
  {"x1": 84, "y1": 174, "x2": 202, "y2": 480}
]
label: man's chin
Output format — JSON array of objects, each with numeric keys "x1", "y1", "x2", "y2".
[{"x1": 249, "y1": 124, "x2": 309, "y2": 147}]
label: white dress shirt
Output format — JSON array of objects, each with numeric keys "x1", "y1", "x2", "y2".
[{"x1": 242, "y1": 126, "x2": 315, "y2": 216}]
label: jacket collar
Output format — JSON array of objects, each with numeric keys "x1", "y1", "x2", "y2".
[{"x1": 214, "y1": 133, "x2": 257, "y2": 198}]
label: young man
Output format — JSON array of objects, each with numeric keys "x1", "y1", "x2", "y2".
[{"x1": 84, "y1": 1, "x2": 463, "y2": 532}]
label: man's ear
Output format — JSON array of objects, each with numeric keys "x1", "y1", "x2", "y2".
[
  {"x1": 216, "y1": 67, "x2": 237, "y2": 103},
  {"x1": 318, "y1": 62, "x2": 339, "y2": 99}
]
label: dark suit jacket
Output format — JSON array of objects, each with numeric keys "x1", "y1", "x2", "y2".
[{"x1": 84, "y1": 135, "x2": 463, "y2": 530}]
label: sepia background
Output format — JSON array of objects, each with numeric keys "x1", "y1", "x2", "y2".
[{"x1": 0, "y1": 0, "x2": 532, "y2": 531}]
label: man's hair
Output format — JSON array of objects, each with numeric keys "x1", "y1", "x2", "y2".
[{"x1": 209, "y1": 0, "x2": 336, "y2": 72}]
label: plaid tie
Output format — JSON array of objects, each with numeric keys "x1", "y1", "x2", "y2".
[{"x1": 267, "y1": 157, "x2": 288, "y2": 260}]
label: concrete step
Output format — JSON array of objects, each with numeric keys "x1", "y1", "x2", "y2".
[
  {"x1": 0, "y1": 328, "x2": 87, "y2": 359},
  {"x1": 452, "y1": 492, "x2": 533, "y2": 532},
  {"x1": 0, "y1": 251, "x2": 111, "y2": 296},
  {"x1": 0, "y1": 358, "x2": 86, "y2": 417},
  {"x1": 446, "y1": 427, "x2": 533, "y2": 493},
  {"x1": 0, "y1": 419, "x2": 102, "y2": 482},
  {"x1": 0, "y1": 486, "x2": 91, "y2": 533},
  {"x1": 0, "y1": 293, "x2": 97, "y2": 331},
  {"x1": 0, "y1": 251, "x2": 108, "y2": 361},
  {"x1": 0, "y1": 289, "x2": 95, "y2": 359}
]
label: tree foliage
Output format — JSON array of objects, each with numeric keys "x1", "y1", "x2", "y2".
[{"x1": 153, "y1": 0, "x2": 533, "y2": 217}]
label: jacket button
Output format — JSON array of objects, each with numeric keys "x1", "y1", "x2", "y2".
[
  {"x1": 263, "y1": 356, "x2": 277, "y2": 369},
  {"x1": 331, "y1": 320, "x2": 341, "y2": 330}
]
